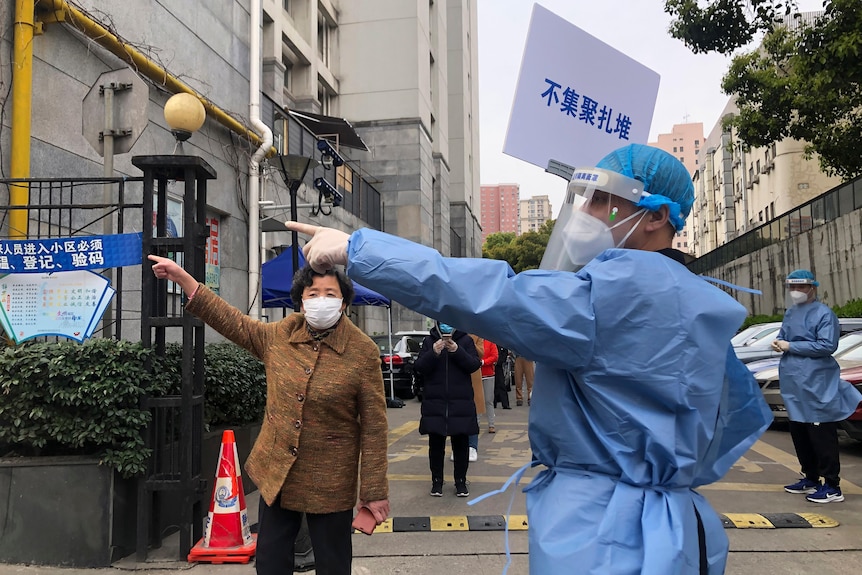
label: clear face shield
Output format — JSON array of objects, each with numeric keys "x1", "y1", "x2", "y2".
[
  {"x1": 785, "y1": 279, "x2": 816, "y2": 308},
  {"x1": 540, "y1": 168, "x2": 648, "y2": 271}
]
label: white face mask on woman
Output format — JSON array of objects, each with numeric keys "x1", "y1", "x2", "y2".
[{"x1": 302, "y1": 297, "x2": 344, "y2": 330}]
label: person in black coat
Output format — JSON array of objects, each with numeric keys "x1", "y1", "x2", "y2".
[
  {"x1": 413, "y1": 320, "x2": 481, "y2": 497},
  {"x1": 494, "y1": 344, "x2": 512, "y2": 409}
]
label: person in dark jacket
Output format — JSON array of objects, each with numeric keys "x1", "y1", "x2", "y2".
[
  {"x1": 494, "y1": 344, "x2": 512, "y2": 409},
  {"x1": 413, "y1": 320, "x2": 481, "y2": 497}
]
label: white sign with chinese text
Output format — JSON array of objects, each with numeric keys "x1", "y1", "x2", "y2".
[{"x1": 504, "y1": 4, "x2": 660, "y2": 171}]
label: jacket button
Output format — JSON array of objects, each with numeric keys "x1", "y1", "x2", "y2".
[
  {"x1": 305, "y1": 367, "x2": 312, "y2": 375},
  {"x1": 296, "y1": 393, "x2": 305, "y2": 402},
  {"x1": 289, "y1": 446, "x2": 298, "y2": 456},
  {"x1": 294, "y1": 420, "x2": 302, "y2": 429},
  {"x1": 313, "y1": 345, "x2": 319, "y2": 352}
]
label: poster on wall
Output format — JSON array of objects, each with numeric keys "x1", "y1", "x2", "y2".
[
  {"x1": 0, "y1": 270, "x2": 115, "y2": 343},
  {"x1": 205, "y1": 216, "x2": 220, "y2": 295}
]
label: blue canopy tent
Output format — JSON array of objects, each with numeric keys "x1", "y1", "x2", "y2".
[{"x1": 261, "y1": 248, "x2": 401, "y2": 405}]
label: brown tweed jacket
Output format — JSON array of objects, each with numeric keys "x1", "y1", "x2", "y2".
[{"x1": 186, "y1": 285, "x2": 389, "y2": 513}]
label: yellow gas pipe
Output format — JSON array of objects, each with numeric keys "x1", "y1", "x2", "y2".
[{"x1": 9, "y1": 0, "x2": 35, "y2": 239}]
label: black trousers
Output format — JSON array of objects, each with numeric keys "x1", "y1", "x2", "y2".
[
  {"x1": 494, "y1": 369, "x2": 510, "y2": 408},
  {"x1": 428, "y1": 433, "x2": 469, "y2": 482},
  {"x1": 789, "y1": 420, "x2": 841, "y2": 487},
  {"x1": 255, "y1": 497, "x2": 353, "y2": 575}
]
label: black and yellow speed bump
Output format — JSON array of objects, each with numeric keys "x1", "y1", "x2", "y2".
[
  {"x1": 721, "y1": 512, "x2": 838, "y2": 529},
  {"x1": 352, "y1": 513, "x2": 837, "y2": 534}
]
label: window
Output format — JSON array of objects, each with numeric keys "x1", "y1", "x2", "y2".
[
  {"x1": 283, "y1": 61, "x2": 292, "y2": 93},
  {"x1": 317, "y1": 17, "x2": 332, "y2": 67},
  {"x1": 272, "y1": 112, "x2": 288, "y2": 154},
  {"x1": 695, "y1": 140, "x2": 700, "y2": 147},
  {"x1": 673, "y1": 146, "x2": 678, "y2": 152},
  {"x1": 680, "y1": 146, "x2": 684, "y2": 152},
  {"x1": 337, "y1": 165, "x2": 354, "y2": 194}
]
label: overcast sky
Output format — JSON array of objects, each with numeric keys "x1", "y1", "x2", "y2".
[{"x1": 476, "y1": 0, "x2": 827, "y2": 217}]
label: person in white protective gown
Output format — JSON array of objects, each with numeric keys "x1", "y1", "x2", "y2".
[
  {"x1": 286, "y1": 143, "x2": 772, "y2": 575},
  {"x1": 773, "y1": 269, "x2": 862, "y2": 504}
]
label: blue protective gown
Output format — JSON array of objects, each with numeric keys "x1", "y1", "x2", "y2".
[
  {"x1": 777, "y1": 300, "x2": 862, "y2": 423},
  {"x1": 347, "y1": 229, "x2": 772, "y2": 575}
]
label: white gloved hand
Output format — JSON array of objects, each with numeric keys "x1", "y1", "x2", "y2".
[
  {"x1": 284, "y1": 221, "x2": 349, "y2": 273},
  {"x1": 771, "y1": 339, "x2": 790, "y2": 353}
]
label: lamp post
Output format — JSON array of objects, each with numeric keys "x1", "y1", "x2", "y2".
[
  {"x1": 164, "y1": 93, "x2": 206, "y2": 154},
  {"x1": 272, "y1": 154, "x2": 319, "y2": 311}
]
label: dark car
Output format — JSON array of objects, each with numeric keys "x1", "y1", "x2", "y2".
[{"x1": 370, "y1": 332, "x2": 426, "y2": 400}]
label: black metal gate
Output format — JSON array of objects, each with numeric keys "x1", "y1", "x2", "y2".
[{"x1": 1, "y1": 162, "x2": 214, "y2": 561}]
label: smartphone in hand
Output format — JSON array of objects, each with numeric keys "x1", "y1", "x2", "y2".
[{"x1": 352, "y1": 506, "x2": 377, "y2": 535}]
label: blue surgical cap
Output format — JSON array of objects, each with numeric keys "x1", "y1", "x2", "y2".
[
  {"x1": 786, "y1": 269, "x2": 819, "y2": 286},
  {"x1": 596, "y1": 144, "x2": 694, "y2": 232}
]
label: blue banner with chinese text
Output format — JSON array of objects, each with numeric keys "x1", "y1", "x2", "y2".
[{"x1": 0, "y1": 233, "x2": 142, "y2": 273}]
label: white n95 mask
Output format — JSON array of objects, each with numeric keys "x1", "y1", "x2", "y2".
[
  {"x1": 303, "y1": 297, "x2": 344, "y2": 330},
  {"x1": 561, "y1": 206, "x2": 646, "y2": 267}
]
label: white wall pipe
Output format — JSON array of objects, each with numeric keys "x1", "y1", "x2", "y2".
[{"x1": 248, "y1": 0, "x2": 273, "y2": 320}]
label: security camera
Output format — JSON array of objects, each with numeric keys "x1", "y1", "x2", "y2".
[
  {"x1": 316, "y1": 139, "x2": 345, "y2": 168},
  {"x1": 314, "y1": 177, "x2": 343, "y2": 207}
]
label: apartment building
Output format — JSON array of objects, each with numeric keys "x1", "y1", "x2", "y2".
[
  {"x1": 262, "y1": 0, "x2": 481, "y2": 259},
  {"x1": 480, "y1": 183, "x2": 520, "y2": 242},
  {"x1": 690, "y1": 98, "x2": 840, "y2": 256},
  {"x1": 519, "y1": 194, "x2": 552, "y2": 235},
  {"x1": 649, "y1": 122, "x2": 704, "y2": 257}
]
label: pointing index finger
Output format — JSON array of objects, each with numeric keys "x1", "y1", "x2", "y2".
[{"x1": 284, "y1": 221, "x2": 320, "y2": 236}]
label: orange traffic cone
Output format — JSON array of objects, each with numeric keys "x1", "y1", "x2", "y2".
[{"x1": 188, "y1": 430, "x2": 257, "y2": 564}]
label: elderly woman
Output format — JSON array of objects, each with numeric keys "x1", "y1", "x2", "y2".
[{"x1": 148, "y1": 255, "x2": 389, "y2": 575}]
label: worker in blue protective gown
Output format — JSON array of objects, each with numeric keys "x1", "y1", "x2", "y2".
[
  {"x1": 286, "y1": 144, "x2": 772, "y2": 574},
  {"x1": 773, "y1": 269, "x2": 862, "y2": 503}
]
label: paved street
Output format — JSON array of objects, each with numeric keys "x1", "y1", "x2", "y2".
[{"x1": 7, "y1": 399, "x2": 862, "y2": 574}]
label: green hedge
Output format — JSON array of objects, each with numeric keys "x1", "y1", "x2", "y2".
[{"x1": 0, "y1": 339, "x2": 265, "y2": 477}]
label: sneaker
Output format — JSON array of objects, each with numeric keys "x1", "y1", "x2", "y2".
[
  {"x1": 516, "y1": 400, "x2": 523, "y2": 406},
  {"x1": 430, "y1": 479, "x2": 443, "y2": 497},
  {"x1": 784, "y1": 477, "x2": 820, "y2": 494},
  {"x1": 488, "y1": 426, "x2": 496, "y2": 433},
  {"x1": 807, "y1": 483, "x2": 844, "y2": 503},
  {"x1": 455, "y1": 480, "x2": 469, "y2": 497},
  {"x1": 468, "y1": 447, "x2": 478, "y2": 462}
]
